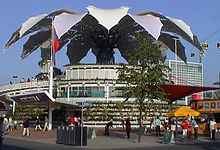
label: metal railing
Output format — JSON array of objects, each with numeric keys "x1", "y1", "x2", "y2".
[{"x1": 0, "y1": 81, "x2": 49, "y2": 95}]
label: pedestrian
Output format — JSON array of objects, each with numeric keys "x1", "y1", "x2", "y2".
[
  {"x1": 3, "y1": 116, "x2": 8, "y2": 131},
  {"x1": 13, "y1": 120, "x2": 17, "y2": 130},
  {"x1": 164, "y1": 118, "x2": 169, "y2": 131},
  {"x1": 74, "y1": 117, "x2": 78, "y2": 126},
  {"x1": 43, "y1": 116, "x2": 49, "y2": 131},
  {"x1": 77, "y1": 117, "x2": 81, "y2": 126},
  {"x1": 121, "y1": 116, "x2": 125, "y2": 128},
  {"x1": 125, "y1": 118, "x2": 131, "y2": 139},
  {"x1": 191, "y1": 116, "x2": 198, "y2": 139},
  {"x1": 209, "y1": 119, "x2": 216, "y2": 138},
  {"x1": 181, "y1": 118, "x2": 189, "y2": 137},
  {"x1": 23, "y1": 118, "x2": 30, "y2": 136},
  {"x1": 105, "y1": 119, "x2": 113, "y2": 136},
  {"x1": 8, "y1": 117, "x2": 13, "y2": 131},
  {"x1": 34, "y1": 116, "x2": 42, "y2": 131},
  {"x1": 149, "y1": 117, "x2": 154, "y2": 129},
  {"x1": 70, "y1": 116, "x2": 75, "y2": 126},
  {"x1": 154, "y1": 116, "x2": 161, "y2": 137},
  {"x1": 0, "y1": 117, "x2": 5, "y2": 146}
]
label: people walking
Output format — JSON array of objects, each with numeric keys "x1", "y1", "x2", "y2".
[
  {"x1": 8, "y1": 117, "x2": 13, "y2": 131},
  {"x1": 149, "y1": 117, "x2": 154, "y2": 129},
  {"x1": 13, "y1": 120, "x2": 17, "y2": 130},
  {"x1": 121, "y1": 117, "x2": 125, "y2": 128},
  {"x1": 23, "y1": 118, "x2": 30, "y2": 136},
  {"x1": 125, "y1": 118, "x2": 131, "y2": 139},
  {"x1": 43, "y1": 116, "x2": 49, "y2": 131},
  {"x1": 210, "y1": 119, "x2": 216, "y2": 138},
  {"x1": 34, "y1": 116, "x2": 42, "y2": 131},
  {"x1": 181, "y1": 118, "x2": 189, "y2": 137},
  {"x1": 191, "y1": 116, "x2": 198, "y2": 139},
  {"x1": 154, "y1": 116, "x2": 161, "y2": 137},
  {"x1": 105, "y1": 119, "x2": 113, "y2": 136},
  {"x1": 0, "y1": 117, "x2": 5, "y2": 146},
  {"x1": 3, "y1": 116, "x2": 8, "y2": 131}
]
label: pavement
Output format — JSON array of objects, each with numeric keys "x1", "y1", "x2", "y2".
[{"x1": 4, "y1": 127, "x2": 220, "y2": 150}]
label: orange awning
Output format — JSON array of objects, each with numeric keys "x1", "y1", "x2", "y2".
[{"x1": 166, "y1": 106, "x2": 200, "y2": 117}]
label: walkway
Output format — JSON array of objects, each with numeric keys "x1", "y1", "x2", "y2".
[{"x1": 4, "y1": 127, "x2": 220, "y2": 150}]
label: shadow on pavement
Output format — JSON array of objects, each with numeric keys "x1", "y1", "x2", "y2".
[{"x1": 1, "y1": 144, "x2": 31, "y2": 150}]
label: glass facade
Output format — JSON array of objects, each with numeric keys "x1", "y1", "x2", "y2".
[{"x1": 165, "y1": 60, "x2": 203, "y2": 86}]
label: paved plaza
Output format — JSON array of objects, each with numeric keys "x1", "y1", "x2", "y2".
[{"x1": 2, "y1": 127, "x2": 220, "y2": 150}]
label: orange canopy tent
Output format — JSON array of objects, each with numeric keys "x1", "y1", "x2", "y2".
[{"x1": 166, "y1": 106, "x2": 200, "y2": 117}]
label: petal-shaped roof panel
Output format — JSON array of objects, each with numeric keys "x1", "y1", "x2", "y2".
[
  {"x1": 53, "y1": 13, "x2": 86, "y2": 38},
  {"x1": 21, "y1": 30, "x2": 51, "y2": 60},
  {"x1": 166, "y1": 16, "x2": 194, "y2": 41},
  {"x1": 136, "y1": 10, "x2": 203, "y2": 51},
  {"x1": 86, "y1": 6, "x2": 129, "y2": 30},
  {"x1": 128, "y1": 14, "x2": 162, "y2": 40},
  {"x1": 19, "y1": 14, "x2": 47, "y2": 38}
]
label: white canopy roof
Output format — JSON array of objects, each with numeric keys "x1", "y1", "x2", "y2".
[
  {"x1": 129, "y1": 14, "x2": 162, "y2": 40},
  {"x1": 53, "y1": 13, "x2": 86, "y2": 38},
  {"x1": 87, "y1": 6, "x2": 129, "y2": 30},
  {"x1": 19, "y1": 14, "x2": 47, "y2": 38}
]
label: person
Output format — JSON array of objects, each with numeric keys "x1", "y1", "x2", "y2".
[
  {"x1": 121, "y1": 117, "x2": 125, "y2": 128},
  {"x1": 154, "y1": 116, "x2": 161, "y2": 137},
  {"x1": 164, "y1": 117, "x2": 169, "y2": 131},
  {"x1": 170, "y1": 121, "x2": 176, "y2": 137},
  {"x1": 149, "y1": 117, "x2": 154, "y2": 129},
  {"x1": 0, "y1": 117, "x2": 5, "y2": 146},
  {"x1": 210, "y1": 119, "x2": 216, "y2": 138},
  {"x1": 3, "y1": 116, "x2": 8, "y2": 131},
  {"x1": 181, "y1": 118, "x2": 189, "y2": 137},
  {"x1": 13, "y1": 120, "x2": 17, "y2": 130},
  {"x1": 105, "y1": 119, "x2": 113, "y2": 136},
  {"x1": 35, "y1": 116, "x2": 42, "y2": 131},
  {"x1": 125, "y1": 118, "x2": 131, "y2": 139},
  {"x1": 74, "y1": 117, "x2": 78, "y2": 126},
  {"x1": 191, "y1": 116, "x2": 198, "y2": 139},
  {"x1": 43, "y1": 116, "x2": 49, "y2": 131},
  {"x1": 8, "y1": 117, "x2": 13, "y2": 131},
  {"x1": 70, "y1": 116, "x2": 75, "y2": 126},
  {"x1": 77, "y1": 117, "x2": 81, "y2": 126},
  {"x1": 23, "y1": 118, "x2": 30, "y2": 136}
]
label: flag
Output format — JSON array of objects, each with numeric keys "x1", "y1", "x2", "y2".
[{"x1": 52, "y1": 24, "x2": 60, "y2": 66}]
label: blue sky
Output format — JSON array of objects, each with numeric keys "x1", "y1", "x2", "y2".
[{"x1": 0, "y1": 0, "x2": 220, "y2": 86}]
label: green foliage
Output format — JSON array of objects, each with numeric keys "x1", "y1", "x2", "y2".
[{"x1": 117, "y1": 34, "x2": 169, "y2": 109}]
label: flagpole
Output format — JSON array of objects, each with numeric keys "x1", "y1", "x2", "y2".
[{"x1": 48, "y1": 18, "x2": 54, "y2": 130}]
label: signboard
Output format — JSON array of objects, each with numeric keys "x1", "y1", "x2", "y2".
[
  {"x1": 76, "y1": 102, "x2": 93, "y2": 107},
  {"x1": 162, "y1": 130, "x2": 173, "y2": 144}
]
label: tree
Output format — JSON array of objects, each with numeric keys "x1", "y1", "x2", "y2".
[{"x1": 117, "y1": 34, "x2": 169, "y2": 142}]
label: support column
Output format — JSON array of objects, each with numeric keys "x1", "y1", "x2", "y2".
[
  {"x1": 106, "y1": 83, "x2": 109, "y2": 103},
  {"x1": 67, "y1": 84, "x2": 70, "y2": 102},
  {"x1": 12, "y1": 101, "x2": 16, "y2": 115},
  {"x1": 48, "y1": 102, "x2": 52, "y2": 130}
]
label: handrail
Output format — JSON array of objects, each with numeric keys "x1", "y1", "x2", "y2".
[{"x1": 0, "y1": 81, "x2": 49, "y2": 94}]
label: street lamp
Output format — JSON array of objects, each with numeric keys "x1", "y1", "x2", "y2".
[{"x1": 173, "y1": 37, "x2": 179, "y2": 85}]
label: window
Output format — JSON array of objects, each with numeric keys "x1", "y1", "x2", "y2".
[
  {"x1": 205, "y1": 103, "x2": 209, "y2": 109},
  {"x1": 198, "y1": 103, "x2": 203, "y2": 109},
  {"x1": 218, "y1": 102, "x2": 220, "y2": 108},
  {"x1": 211, "y1": 102, "x2": 216, "y2": 109}
]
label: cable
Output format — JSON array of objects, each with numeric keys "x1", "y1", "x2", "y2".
[{"x1": 203, "y1": 28, "x2": 220, "y2": 42}]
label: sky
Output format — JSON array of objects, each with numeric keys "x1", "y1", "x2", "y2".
[{"x1": 0, "y1": 0, "x2": 220, "y2": 86}]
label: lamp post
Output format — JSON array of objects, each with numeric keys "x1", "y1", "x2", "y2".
[
  {"x1": 173, "y1": 37, "x2": 179, "y2": 136},
  {"x1": 173, "y1": 37, "x2": 179, "y2": 85}
]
